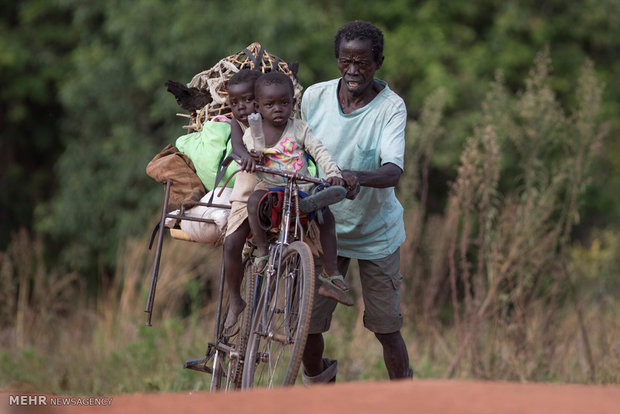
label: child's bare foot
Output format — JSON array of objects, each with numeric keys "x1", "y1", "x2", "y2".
[
  {"x1": 318, "y1": 272, "x2": 353, "y2": 306},
  {"x1": 224, "y1": 300, "x2": 246, "y2": 336}
]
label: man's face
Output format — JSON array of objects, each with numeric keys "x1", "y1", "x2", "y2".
[{"x1": 337, "y1": 38, "x2": 383, "y2": 96}]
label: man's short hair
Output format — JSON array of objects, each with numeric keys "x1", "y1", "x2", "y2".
[
  {"x1": 334, "y1": 20, "x2": 384, "y2": 63},
  {"x1": 229, "y1": 69, "x2": 262, "y2": 87},
  {"x1": 255, "y1": 71, "x2": 294, "y2": 98}
]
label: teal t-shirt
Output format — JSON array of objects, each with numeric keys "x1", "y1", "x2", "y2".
[{"x1": 301, "y1": 78, "x2": 407, "y2": 259}]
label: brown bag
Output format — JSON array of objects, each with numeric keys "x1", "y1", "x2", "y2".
[{"x1": 146, "y1": 144, "x2": 206, "y2": 211}]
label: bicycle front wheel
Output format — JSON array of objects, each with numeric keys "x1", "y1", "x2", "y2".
[{"x1": 241, "y1": 241, "x2": 314, "y2": 388}]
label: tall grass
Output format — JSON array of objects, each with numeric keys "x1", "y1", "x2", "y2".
[
  {"x1": 0, "y1": 227, "x2": 225, "y2": 394},
  {"x1": 1, "y1": 51, "x2": 619, "y2": 394},
  {"x1": 400, "y1": 49, "x2": 618, "y2": 382}
]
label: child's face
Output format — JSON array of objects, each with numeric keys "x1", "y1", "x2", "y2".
[
  {"x1": 255, "y1": 83, "x2": 295, "y2": 128},
  {"x1": 228, "y1": 81, "x2": 255, "y2": 125}
]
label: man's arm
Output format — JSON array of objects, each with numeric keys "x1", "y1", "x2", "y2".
[
  {"x1": 344, "y1": 162, "x2": 402, "y2": 188},
  {"x1": 340, "y1": 162, "x2": 402, "y2": 199}
]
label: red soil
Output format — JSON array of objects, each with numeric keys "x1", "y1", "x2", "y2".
[{"x1": 3, "y1": 379, "x2": 620, "y2": 414}]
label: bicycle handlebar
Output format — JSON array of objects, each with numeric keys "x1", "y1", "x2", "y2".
[{"x1": 225, "y1": 153, "x2": 326, "y2": 186}]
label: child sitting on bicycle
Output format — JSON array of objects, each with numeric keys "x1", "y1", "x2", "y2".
[
  {"x1": 226, "y1": 71, "x2": 353, "y2": 331},
  {"x1": 222, "y1": 69, "x2": 262, "y2": 334}
]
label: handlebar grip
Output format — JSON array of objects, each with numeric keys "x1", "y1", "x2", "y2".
[{"x1": 228, "y1": 153, "x2": 324, "y2": 185}]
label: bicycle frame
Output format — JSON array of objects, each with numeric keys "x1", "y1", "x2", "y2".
[
  {"x1": 221, "y1": 155, "x2": 329, "y2": 387},
  {"x1": 262, "y1": 179, "x2": 301, "y2": 347},
  {"x1": 225, "y1": 154, "x2": 324, "y2": 339}
]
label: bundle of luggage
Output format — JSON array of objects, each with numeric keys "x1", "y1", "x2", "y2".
[{"x1": 146, "y1": 43, "x2": 302, "y2": 245}]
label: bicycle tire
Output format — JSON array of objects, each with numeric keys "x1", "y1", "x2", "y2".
[
  {"x1": 228, "y1": 256, "x2": 259, "y2": 388},
  {"x1": 211, "y1": 256, "x2": 256, "y2": 390},
  {"x1": 241, "y1": 241, "x2": 314, "y2": 388}
]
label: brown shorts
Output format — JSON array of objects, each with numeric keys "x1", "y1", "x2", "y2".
[{"x1": 309, "y1": 248, "x2": 403, "y2": 334}]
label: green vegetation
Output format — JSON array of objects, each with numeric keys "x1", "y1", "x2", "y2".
[{"x1": 1, "y1": 0, "x2": 620, "y2": 393}]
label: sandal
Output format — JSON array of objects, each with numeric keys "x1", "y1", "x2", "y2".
[
  {"x1": 318, "y1": 273, "x2": 353, "y2": 306},
  {"x1": 321, "y1": 270, "x2": 350, "y2": 292},
  {"x1": 253, "y1": 254, "x2": 269, "y2": 273}
]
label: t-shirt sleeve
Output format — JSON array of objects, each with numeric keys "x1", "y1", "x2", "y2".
[
  {"x1": 299, "y1": 121, "x2": 342, "y2": 178},
  {"x1": 379, "y1": 103, "x2": 406, "y2": 171},
  {"x1": 301, "y1": 89, "x2": 312, "y2": 122}
]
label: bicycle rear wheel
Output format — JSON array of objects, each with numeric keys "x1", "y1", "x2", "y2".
[
  {"x1": 242, "y1": 241, "x2": 314, "y2": 388},
  {"x1": 211, "y1": 255, "x2": 257, "y2": 390}
]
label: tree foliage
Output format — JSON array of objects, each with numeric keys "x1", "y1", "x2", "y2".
[
  {"x1": 0, "y1": 0, "x2": 76, "y2": 247},
  {"x1": 1, "y1": 0, "x2": 619, "y2": 282}
]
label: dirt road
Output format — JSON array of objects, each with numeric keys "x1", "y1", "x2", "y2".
[{"x1": 3, "y1": 379, "x2": 620, "y2": 414}]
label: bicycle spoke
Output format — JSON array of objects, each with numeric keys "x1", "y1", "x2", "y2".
[{"x1": 242, "y1": 241, "x2": 314, "y2": 388}]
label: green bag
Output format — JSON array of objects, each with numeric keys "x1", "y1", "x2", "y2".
[{"x1": 175, "y1": 121, "x2": 237, "y2": 190}]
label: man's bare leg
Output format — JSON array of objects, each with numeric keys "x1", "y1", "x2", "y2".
[
  {"x1": 375, "y1": 331, "x2": 412, "y2": 379},
  {"x1": 302, "y1": 333, "x2": 325, "y2": 376}
]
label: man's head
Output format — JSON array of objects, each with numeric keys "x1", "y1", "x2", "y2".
[
  {"x1": 334, "y1": 21, "x2": 385, "y2": 96},
  {"x1": 228, "y1": 69, "x2": 261, "y2": 124},
  {"x1": 254, "y1": 72, "x2": 295, "y2": 127},
  {"x1": 334, "y1": 20, "x2": 384, "y2": 64}
]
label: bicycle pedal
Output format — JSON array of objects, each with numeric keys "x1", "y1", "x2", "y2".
[{"x1": 184, "y1": 357, "x2": 213, "y2": 374}]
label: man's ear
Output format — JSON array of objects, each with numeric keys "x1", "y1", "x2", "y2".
[
  {"x1": 292, "y1": 97, "x2": 297, "y2": 107},
  {"x1": 376, "y1": 54, "x2": 385, "y2": 70}
]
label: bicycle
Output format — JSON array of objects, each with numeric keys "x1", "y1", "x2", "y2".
[
  {"x1": 218, "y1": 154, "x2": 345, "y2": 389},
  {"x1": 146, "y1": 154, "x2": 344, "y2": 390}
]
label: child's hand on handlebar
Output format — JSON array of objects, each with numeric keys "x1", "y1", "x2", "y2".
[
  {"x1": 250, "y1": 149, "x2": 264, "y2": 164},
  {"x1": 240, "y1": 150, "x2": 264, "y2": 172},
  {"x1": 240, "y1": 153, "x2": 256, "y2": 172}
]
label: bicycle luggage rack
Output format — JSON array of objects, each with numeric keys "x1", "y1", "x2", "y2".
[
  {"x1": 146, "y1": 177, "x2": 243, "y2": 385},
  {"x1": 145, "y1": 178, "x2": 231, "y2": 326}
]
